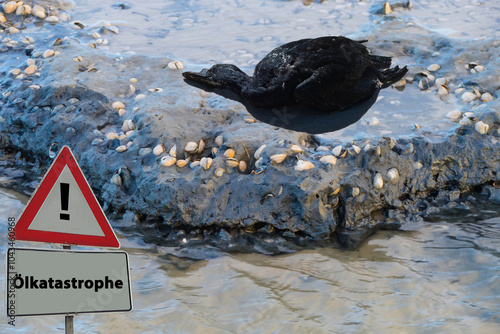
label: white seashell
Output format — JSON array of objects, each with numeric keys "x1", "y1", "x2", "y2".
[
  {"x1": 129, "y1": 85, "x2": 135, "y2": 94},
  {"x1": 10, "y1": 68, "x2": 21, "y2": 76},
  {"x1": 254, "y1": 144, "x2": 266, "y2": 159},
  {"x1": 130, "y1": 78, "x2": 138, "y2": 83},
  {"x1": 352, "y1": 187, "x2": 360, "y2": 197},
  {"x1": 43, "y1": 49, "x2": 55, "y2": 58},
  {"x1": 472, "y1": 87, "x2": 481, "y2": 98},
  {"x1": 215, "y1": 135, "x2": 224, "y2": 147},
  {"x1": 111, "y1": 173, "x2": 122, "y2": 186},
  {"x1": 255, "y1": 157, "x2": 264, "y2": 168},
  {"x1": 118, "y1": 134, "x2": 127, "y2": 141},
  {"x1": 60, "y1": 13, "x2": 71, "y2": 22},
  {"x1": 118, "y1": 108, "x2": 126, "y2": 116},
  {"x1": 383, "y1": 1, "x2": 391, "y2": 15},
  {"x1": 387, "y1": 168, "x2": 399, "y2": 184},
  {"x1": 474, "y1": 65, "x2": 484, "y2": 73},
  {"x1": 316, "y1": 146, "x2": 329, "y2": 151},
  {"x1": 461, "y1": 92, "x2": 476, "y2": 103},
  {"x1": 369, "y1": 117, "x2": 380, "y2": 126},
  {"x1": 464, "y1": 112, "x2": 474, "y2": 117},
  {"x1": 374, "y1": 146, "x2": 381, "y2": 156},
  {"x1": 185, "y1": 141, "x2": 198, "y2": 153},
  {"x1": 215, "y1": 168, "x2": 225, "y2": 177},
  {"x1": 459, "y1": 117, "x2": 472, "y2": 126},
  {"x1": 168, "y1": 61, "x2": 184, "y2": 70},
  {"x1": 153, "y1": 144, "x2": 165, "y2": 156},
  {"x1": 244, "y1": 117, "x2": 255, "y2": 124},
  {"x1": 5, "y1": 40, "x2": 19, "y2": 48},
  {"x1": 364, "y1": 144, "x2": 371, "y2": 152},
  {"x1": 198, "y1": 139, "x2": 205, "y2": 154},
  {"x1": 294, "y1": 160, "x2": 315, "y2": 171},
  {"x1": 112, "y1": 101, "x2": 125, "y2": 110},
  {"x1": 320, "y1": 155, "x2": 337, "y2": 165},
  {"x1": 291, "y1": 144, "x2": 303, "y2": 153},
  {"x1": 270, "y1": 153, "x2": 287, "y2": 164},
  {"x1": 434, "y1": 77, "x2": 447, "y2": 87},
  {"x1": 24, "y1": 65, "x2": 37, "y2": 75},
  {"x1": 446, "y1": 110, "x2": 462, "y2": 120},
  {"x1": 418, "y1": 78, "x2": 430, "y2": 90},
  {"x1": 239, "y1": 160, "x2": 247, "y2": 172},
  {"x1": 115, "y1": 145, "x2": 127, "y2": 153},
  {"x1": 169, "y1": 144, "x2": 177, "y2": 157},
  {"x1": 351, "y1": 145, "x2": 361, "y2": 154},
  {"x1": 190, "y1": 161, "x2": 201, "y2": 168},
  {"x1": 226, "y1": 158, "x2": 239, "y2": 168},
  {"x1": 438, "y1": 85, "x2": 448, "y2": 96},
  {"x1": 106, "y1": 132, "x2": 118, "y2": 140},
  {"x1": 224, "y1": 149, "x2": 236, "y2": 158},
  {"x1": 212, "y1": 147, "x2": 218, "y2": 156},
  {"x1": 413, "y1": 162, "x2": 423, "y2": 170},
  {"x1": 0, "y1": 13, "x2": 5, "y2": 23},
  {"x1": 45, "y1": 15, "x2": 60, "y2": 24},
  {"x1": 106, "y1": 26, "x2": 120, "y2": 34},
  {"x1": 16, "y1": 5, "x2": 31, "y2": 15},
  {"x1": 161, "y1": 155, "x2": 176, "y2": 167},
  {"x1": 427, "y1": 64, "x2": 440, "y2": 72},
  {"x1": 3, "y1": 2, "x2": 17, "y2": 14},
  {"x1": 68, "y1": 98, "x2": 79, "y2": 104},
  {"x1": 481, "y1": 93, "x2": 494, "y2": 102},
  {"x1": 474, "y1": 121, "x2": 489, "y2": 134},
  {"x1": 200, "y1": 157, "x2": 213, "y2": 170},
  {"x1": 176, "y1": 159, "x2": 188, "y2": 168},
  {"x1": 27, "y1": 59, "x2": 36, "y2": 66},
  {"x1": 135, "y1": 94, "x2": 146, "y2": 100},
  {"x1": 332, "y1": 145, "x2": 343, "y2": 156},
  {"x1": 29, "y1": 84, "x2": 40, "y2": 90},
  {"x1": 121, "y1": 119, "x2": 135, "y2": 132},
  {"x1": 373, "y1": 173, "x2": 384, "y2": 190},
  {"x1": 32, "y1": 4, "x2": 46, "y2": 18}
]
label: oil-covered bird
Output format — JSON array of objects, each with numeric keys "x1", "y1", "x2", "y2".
[{"x1": 182, "y1": 36, "x2": 408, "y2": 112}]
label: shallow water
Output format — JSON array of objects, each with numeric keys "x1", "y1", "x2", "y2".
[{"x1": 1, "y1": 187, "x2": 500, "y2": 333}]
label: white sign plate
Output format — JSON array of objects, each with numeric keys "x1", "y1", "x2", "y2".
[{"x1": 7, "y1": 248, "x2": 132, "y2": 317}]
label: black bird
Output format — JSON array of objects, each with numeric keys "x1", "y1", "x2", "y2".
[{"x1": 182, "y1": 36, "x2": 407, "y2": 112}]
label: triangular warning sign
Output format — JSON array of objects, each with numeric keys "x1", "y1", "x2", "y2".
[{"x1": 14, "y1": 146, "x2": 120, "y2": 248}]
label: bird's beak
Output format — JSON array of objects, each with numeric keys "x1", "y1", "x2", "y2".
[{"x1": 182, "y1": 69, "x2": 210, "y2": 81}]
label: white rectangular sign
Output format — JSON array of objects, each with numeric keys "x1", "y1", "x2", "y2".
[{"x1": 6, "y1": 248, "x2": 132, "y2": 317}]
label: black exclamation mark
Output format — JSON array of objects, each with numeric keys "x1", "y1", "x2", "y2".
[{"x1": 60, "y1": 183, "x2": 70, "y2": 221}]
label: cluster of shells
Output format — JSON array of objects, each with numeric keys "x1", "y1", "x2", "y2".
[
  {"x1": 397, "y1": 62, "x2": 494, "y2": 104},
  {"x1": 1, "y1": 1, "x2": 71, "y2": 31},
  {"x1": 153, "y1": 136, "x2": 250, "y2": 178},
  {"x1": 91, "y1": 116, "x2": 136, "y2": 153},
  {"x1": 0, "y1": 0, "x2": 127, "y2": 57},
  {"x1": 394, "y1": 62, "x2": 494, "y2": 135}
]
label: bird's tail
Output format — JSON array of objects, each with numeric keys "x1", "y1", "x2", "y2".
[
  {"x1": 370, "y1": 55, "x2": 393, "y2": 70},
  {"x1": 379, "y1": 66, "x2": 408, "y2": 88}
]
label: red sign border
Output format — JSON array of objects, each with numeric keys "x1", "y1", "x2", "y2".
[{"x1": 13, "y1": 146, "x2": 120, "y2": 248}]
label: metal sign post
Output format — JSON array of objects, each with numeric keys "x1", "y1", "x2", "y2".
[{"x1": 63, "y1": 244, "x2": 74, "y2": 334}]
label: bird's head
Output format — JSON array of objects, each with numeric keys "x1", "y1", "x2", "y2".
[{"x1": 182, "y1": 64, "x2": 250, "y2": 91}]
